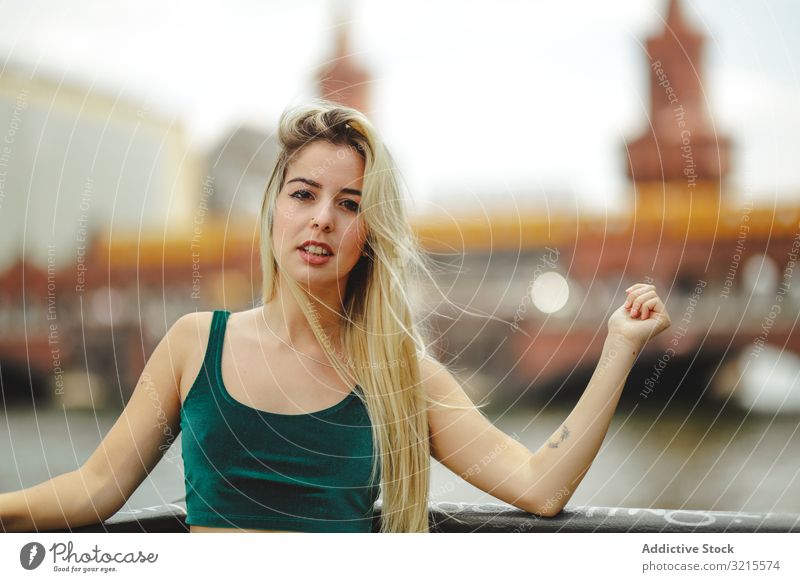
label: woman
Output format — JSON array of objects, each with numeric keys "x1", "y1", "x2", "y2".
[{"x1": 0, "y1": 100, "x2": 671, "y2": 533}]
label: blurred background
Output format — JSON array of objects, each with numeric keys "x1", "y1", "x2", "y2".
[{"x1": 1, "y1": 0, "x2": 799, "y2": 516}]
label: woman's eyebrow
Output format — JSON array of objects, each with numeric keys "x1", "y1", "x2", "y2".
[{"x1": 286, "y1": 177, "x2": 361, "y2": 196}]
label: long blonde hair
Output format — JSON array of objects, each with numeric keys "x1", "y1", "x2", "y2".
[{"x1": 258, "y1": 99, "x2": 483, "y2": 532}]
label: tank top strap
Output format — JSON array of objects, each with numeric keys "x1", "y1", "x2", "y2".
[{"x1": 203, "y1": 309, "x2": 231, "y2": 372}]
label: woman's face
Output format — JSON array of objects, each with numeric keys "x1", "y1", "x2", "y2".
[{"x1": 272, "y1": 140, "x2": 368, "y2": 296}]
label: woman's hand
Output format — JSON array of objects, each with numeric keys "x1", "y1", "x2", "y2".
[{"x1": 608, "y1": 283, "x2": 672, "y2": 348}]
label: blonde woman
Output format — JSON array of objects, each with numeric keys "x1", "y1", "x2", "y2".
[{"x1": 0, "y1": 100, "x2": 671, "y2": 533}]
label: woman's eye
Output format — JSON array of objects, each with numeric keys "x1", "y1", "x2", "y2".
[
  {"x1": 342, "y1": 199, "x2": 360, "y2": 212},
  {"x1": 289, "y1": 190, "x2": 358, "y2": 212}
]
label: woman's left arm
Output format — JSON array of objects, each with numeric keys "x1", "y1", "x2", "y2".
[{"x1": 425, "y1": 283, "x2": 671, "y2": 517}]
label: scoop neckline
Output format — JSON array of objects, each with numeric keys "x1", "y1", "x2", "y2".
[{"x1": 213, "y1": 310, "x2": 359, "y2": 418}]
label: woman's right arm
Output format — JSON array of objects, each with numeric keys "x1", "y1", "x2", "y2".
[{"x1": 0, "y1": 312, "x2": 201, "y2": 532}]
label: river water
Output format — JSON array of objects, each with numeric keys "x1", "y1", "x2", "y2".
[{"x1": 1, "y1": 405, "x2": 798, "y2": 515}]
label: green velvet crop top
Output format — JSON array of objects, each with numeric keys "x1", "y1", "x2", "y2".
[{"x1": 179, "y1": 310, "x2": 381, "y2": 532}]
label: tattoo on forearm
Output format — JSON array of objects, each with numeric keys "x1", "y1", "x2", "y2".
[{"x1": 547, "y1": 425, "x2": 571, "y2": 449}]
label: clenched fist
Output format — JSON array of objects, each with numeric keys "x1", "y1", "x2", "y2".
[{"x1": 608, "y1": 283, "x2": 672, "y2": 348}]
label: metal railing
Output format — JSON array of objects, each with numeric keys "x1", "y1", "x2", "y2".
[{"x1": 53, "y1": 500, "x2": 800, "y2": 533}]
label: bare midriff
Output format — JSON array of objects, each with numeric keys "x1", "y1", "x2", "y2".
[{"x1": 190, "y1": 525, "x2": 298, "y2": 533}]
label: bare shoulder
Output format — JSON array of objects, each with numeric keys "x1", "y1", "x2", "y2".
[
  {"x1": 173, "y1": 311, "x2": 215, "y2": 401},
  {"x1": 418, "y1": 354, "x2": 474, "y2": 407},
  {"x1": 170, "y1": 311, "x2": 215, "y2": 354},
  {"x1": 172, "y1": 311, "x2": 215, "y2": 340},
  {"x1": 418, "y1": 354, "x2": 448, "y2": 387}
]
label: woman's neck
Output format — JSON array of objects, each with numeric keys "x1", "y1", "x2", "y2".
[{"x1": 261, "y1": 281, "x2": 344, "y2": 349}]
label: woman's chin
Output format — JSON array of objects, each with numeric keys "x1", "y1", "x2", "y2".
[
  {"x1": 277, "y1": 259, "x2": 352, "y2": 293},
  {"x1": 285, "y1": 269, "x2": 338, "y2": 290}
]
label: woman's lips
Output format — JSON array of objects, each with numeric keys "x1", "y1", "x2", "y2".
[{"x1": 298, "y1": 247, "x2": 333, "y2": 265}]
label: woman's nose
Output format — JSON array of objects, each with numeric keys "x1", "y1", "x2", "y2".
[{"x1": 310, "y1": 201, "x2": 335, "y2": 231}]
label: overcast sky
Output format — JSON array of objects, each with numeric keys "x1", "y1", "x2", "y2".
[{"x1": 1, "y1": 0, "x2": 798, "y2": 215}]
